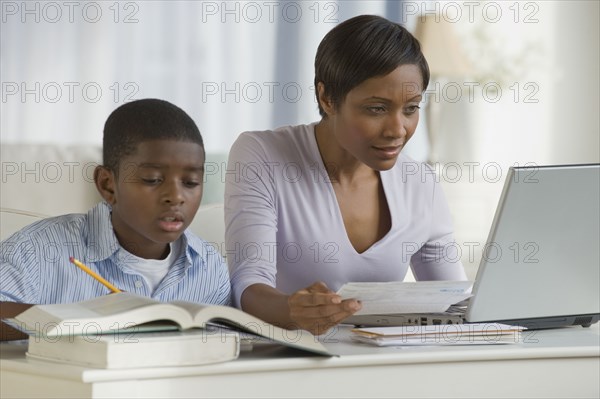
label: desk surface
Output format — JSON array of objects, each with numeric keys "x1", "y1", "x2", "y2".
[{"x1": 2, "y1": 324, "x2": 599, "y2": 398}]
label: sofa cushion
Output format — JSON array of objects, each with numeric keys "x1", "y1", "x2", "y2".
[{"x1": 1, "y1": 143, "x2": 102, "y2": 216}]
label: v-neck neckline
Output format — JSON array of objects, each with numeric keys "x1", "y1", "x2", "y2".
[{"x1": 307, "y1": 123, "x2": 394, "y2": 255}]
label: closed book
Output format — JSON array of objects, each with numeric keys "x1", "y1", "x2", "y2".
[{"x1": 26, "y1": 328, "x2": 240, "y2": 369}]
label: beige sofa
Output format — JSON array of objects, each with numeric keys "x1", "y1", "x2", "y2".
[{"x1": 0, "y1": 143, "x2": 227, "y2": 252}]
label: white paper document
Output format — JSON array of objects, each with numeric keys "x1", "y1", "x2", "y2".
[
  {"x1": 336, "y1": 281, "x2": 473, "y2": 315},
  {"x1": 351, "y1": 323, "x2": 525, "y2": 346}
]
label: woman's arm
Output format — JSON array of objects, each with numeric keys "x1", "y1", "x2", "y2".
[
  {"x1": 225, "y1": 132, "x2": 361, "y2": 334},
  {"x1": 241, "y1": 282, "x2": 361, "y2": 336}
]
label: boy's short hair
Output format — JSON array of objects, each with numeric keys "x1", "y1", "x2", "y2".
[
  {"x1": 314, "y1": 15, "x2": 430, "y2": 118},
  {"x1": 102, "y1": 99, "x2": 205, "y2": 173}
]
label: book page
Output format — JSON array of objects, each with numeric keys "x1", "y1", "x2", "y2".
[
  {"x1": 169, "y1": 300, "x2": 211, "y2": 320},
  {"x1": 168, "y1": 301, "x2": 334, "y2": 356},
  {"x1": 83, "y1": 293, "x2": 159, "y2": 315},
  {"x1": 170, "y1": 301, "x2": 277, "y2": 334},
  {"x1": 14, "y1": 293, "x2": 194, "y2": 337},
  {"x1": 337, "y1": 281, "x2": 473, "y2": 315}
]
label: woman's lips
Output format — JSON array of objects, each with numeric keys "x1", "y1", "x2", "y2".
[{"x1": 373, "y1": 145, "x2": 402, "y2": 159}]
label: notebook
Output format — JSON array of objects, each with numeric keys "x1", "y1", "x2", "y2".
[{"x1": 346, "y1": 164, "x2": 600, "y2": 330}]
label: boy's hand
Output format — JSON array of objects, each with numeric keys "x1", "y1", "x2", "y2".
[
  {"x1": 0, "y1": 302, "x2": 34, "y2": 341},
  {"x1": 287, "y1": 282, "x2": 361, "y2": 336}
]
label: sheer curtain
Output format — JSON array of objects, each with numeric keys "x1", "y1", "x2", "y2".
[{"x1": 1, "y1": 0, "x2": 428, "y2": 160}]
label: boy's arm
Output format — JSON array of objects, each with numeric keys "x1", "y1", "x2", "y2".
[
  {"x1": 1, "y1": 234, "x2": 41, "y2": 340},
  {"x1": 0, "y1": 302, "x2": 33, "y2": 341}
]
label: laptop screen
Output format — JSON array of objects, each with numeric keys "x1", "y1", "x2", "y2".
[{"x1": 466, "y1": 164, "x2": 600, "y2": 323}]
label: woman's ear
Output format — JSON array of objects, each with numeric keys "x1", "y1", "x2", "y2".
[
  {"x1": 94, "y1": 166, "x2": 117, "y2": 205},
  {"x1": 317, "y1": 82, "x2": 336, "y2": 117}
]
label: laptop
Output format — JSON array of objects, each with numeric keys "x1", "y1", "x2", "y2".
[{"x1": 346, "y1": 164, "x2": 600, "y2": 330}]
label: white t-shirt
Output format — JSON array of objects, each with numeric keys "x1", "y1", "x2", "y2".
[
  {"x1": 225, "y1": 123, "x2": 467, "y2": 307},
  {"x1": 122, "y1": 238, "x2": 183, "y2": 293}
]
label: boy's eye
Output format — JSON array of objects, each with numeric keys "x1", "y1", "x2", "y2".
[
  {"x1": 183, "y1": 181, "x2": 201, "y2": 188},
  {"x1": 141, "y1": 178, "x2": 162, "y2": 185}
]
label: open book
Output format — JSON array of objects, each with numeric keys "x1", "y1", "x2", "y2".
[{"x1": 9, "y1": 292, "x2": 332, "y2": 356}]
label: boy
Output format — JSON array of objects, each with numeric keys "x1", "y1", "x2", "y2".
[{"x1": 0, "y1": 99, "x2": 231, "y2": 340}]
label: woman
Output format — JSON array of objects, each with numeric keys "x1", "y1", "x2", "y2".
[{"x1": 225, "y1": 15, "x2": 466, "y2": 335}]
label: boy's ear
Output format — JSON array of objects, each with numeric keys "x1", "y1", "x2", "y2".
[
  {"x1": 317, "y1": 82, "x2": 336, "y2": 116},
  {"x1": 94, "y1": 166, "x2": 117, "y2": 205}
]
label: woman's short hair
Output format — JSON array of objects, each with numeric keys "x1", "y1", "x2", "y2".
[{"x1": 314, "y1": 14, "x2": 430, "y2": 117}]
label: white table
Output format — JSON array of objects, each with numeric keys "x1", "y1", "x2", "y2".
[{"x1": 1, "y1": 324, "x2": 599, "y2": 398}]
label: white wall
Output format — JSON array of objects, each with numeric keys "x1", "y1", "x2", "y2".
[
  {"x1": 549, "y1": 1, "x2": 599, "y2": 164},
  {"x1": 1, "y1": 1, "x2": 598, "y2": 278},
  {"x1": 0, "y1": 1, "x2": 393, "y2": 152},
  {"x1": 434, "y1": 1, "x2": 600, "y2": 278}
]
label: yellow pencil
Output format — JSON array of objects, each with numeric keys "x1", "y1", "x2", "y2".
[{"x1": 69, "y1": 257, "x2": 122, "y2": 293}]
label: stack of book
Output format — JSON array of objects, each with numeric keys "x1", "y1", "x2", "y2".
[{"x1": 7, "y1": 292, "x2": 333, "y2": 369}]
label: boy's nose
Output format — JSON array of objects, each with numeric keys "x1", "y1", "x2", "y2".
[{"x1": 162, "y1": 181, "x2": 184, "y2": 205}]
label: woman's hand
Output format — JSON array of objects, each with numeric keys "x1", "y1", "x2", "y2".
[
  {"x1": 240, "y1": 282, "x2": 361, "y2": 336},
  {"x1": 287, "y1": 281, "x2": 361, "y2": 335}
]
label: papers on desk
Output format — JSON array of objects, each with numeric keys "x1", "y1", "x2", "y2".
[
  {"x1": 337, "y1": 281, "x2": 473, "y2": 315},
  {"x1": 351, "y1": 323, "x2": 526, "y2": 346}
]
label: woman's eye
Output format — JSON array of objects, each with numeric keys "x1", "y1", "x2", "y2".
[
  {"x1": 367, "y1": 106, "x2": 386, "y2": 114},
  {"x1": 405, "y1": 105, "x2": 421, "y2": 114}
]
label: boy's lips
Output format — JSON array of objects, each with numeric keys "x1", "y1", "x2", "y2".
[{"x1": 158, "y1": 213, "x2": 185, "y2": 232}]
